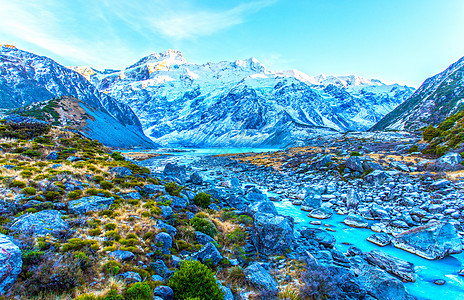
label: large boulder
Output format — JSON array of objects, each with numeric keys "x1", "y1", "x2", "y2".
[
  {"x1": 68, "y1": 196, "x2": 114, "y2": 214},
  {"x1": 109, "y1": 167, "x2": 132, "y2": 178},
  {"x1": 364, "y1": 249, "x2": 415, "y2": 282},
  {"x1": 108, "y1": 250, "x2": 136, "y2": 262},
  {"x1": 300, "y1": 228, "x2": 336, "y2": 248},
  {"x1": 153, "y1": 232, "x2": 173, "y2": 255},
  {"x1": 9, "y1": 210, "x2": 69, "y2": 236},
  {"x1": 343, "y1": 213, "x2": 368, "y2": 228},
  {"x1": 346, "y1": 189, "x2": 360, "y2": 210},
  {"x1": 244, "y1": 262, "x2": 278, "y2": 295},
  {"x1": 345, "y1": 156, "x2": 364, "y2": 173},
  {"x1": 251, "y1": 213, "x2": 294, "y2": 255},
  {"x1": 0, "y1": 234, "x2": 22, "y2": 295},
  {"x1": 153, "y1": 285, "x2": 174, "y2": 300},
  {"x1": 350, "y1": 256, "x2": 412, "y2": 300},
  {"x1": 308, "y1": 207, "x2": 333, "y2": 219},
  {"x1": 247, "y1": 201, "x2": 278, "y2": 216},
  {"x1": 392, "y1": 221, "x2": 462, "y2": 260},
  {"x1": 364, "y1": 170, "x2": 389, "y2": 184},
  {"x1": 163, "y1": 163, "x2": 187, "y2": 182},
  {"x1": 143, "y1": 184, "x2": 165, "y2": 195},
  {"x1": 191, "y1": 242, "x2": 223, "y2": 265}
]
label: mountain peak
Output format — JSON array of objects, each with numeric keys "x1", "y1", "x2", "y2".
[
  {"x1": 0, "y1": 44, "x2": 17, "y2": 49},
  {"x1": 127, "y1": 49, "x2": 187, "y2": 70},
  {"x1": 233, "y1": 57, "x2": 267, "y2": 73}
]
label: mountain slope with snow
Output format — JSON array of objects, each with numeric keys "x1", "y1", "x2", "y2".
[
  {"x1": 371, "y1": 56, "x2": 464, "y2": 131},
  {"x1": 78, "y1": 50, "x2": 415, "y2": 147},
  {"x1": 0, "y1": 45, "x2": 156, "y2": 148}
]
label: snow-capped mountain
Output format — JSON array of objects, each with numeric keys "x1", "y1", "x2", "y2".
[
  {"x1": 0, "y1": 45, "x2": 156, "y2": 148},
  {"x1": 371, "y1": 55, "x2": 464, "y2": 131},
  {"x1": 79, "y1": 49, "x2": 415, "y2": 147}
]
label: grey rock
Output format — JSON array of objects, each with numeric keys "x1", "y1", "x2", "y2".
[
  {"x1": 346, "y1": 189, "x2": 360, "y2": 210},
  {"x1": 364, "y1": 249, "x2": 416, "y2": 282},
  {"x1": 221, "y1": 285, "x2": 234, "y2": 300},
  {"x1": 364, "y1": 170, "x2": 389, "y2": 184},
  {"x1": 118, "y1": 271, "x2": 142, "y2": 283},
  {"x1": 391, "y1": 161, "x2": 410, "y2": 172},
  {"x1": 190, "y1": 172, "x2": 203, "y2": 185},
  {"x1": 109, "y1": 167, "x2": 132, "y2": 177},
  {"x1": 153, "y1": 286, "x2": 173, "y2": 300},
  {"x1": 151, "y1": 275, "x2": 164, "y2": 282},
  {"x1": 308, "y1": 207, "x2": 333, "y2": 219},
  {"x1": 68, "y1": 196, "x2": 114, "y2": 214},
  {"x1": 344, "y1": 213, "x2": 368, "y2": 228},
  {"x1": 124, "y1": 191, "x2": 141, "y2": 200},
  {"x1": 143, "y1": 184, "x2": 165, "y2": 194},
  {"x1": 345, "y1": 156, "x2": 364, "y2": 173},
  {"x1": 191, "y1": 242, "x2": 223, "y2": 265},
  {"x1": 195, "y1": 231, "x2": 215, "y2": 245},
  {"x1": 9, "y1": 210, "x2": 69, "y2": 236},
  {"x1": 161, "y1": 206, "x2": 173, "y2": 219},
  {"x1": 247, "y1": 201, "x2": 278, "y2": 216},
  {"x1": 0, "y1": 234, "x2": 22, "y2": 295},
  {"x1": 171, "y1": 255, "x2": 181, "y2": 268},
  {"x1": 153, "y1": 232, "x2": 173, "y2": 254},
  {"x1": 156, "y1": 220, "x2": 177, "y2": 237},
  {"x1": 367, "y1": 233, "x2": 392, "y2": 247},
  {"x1": 45, "y1": 151, "x2": 58, "y2": 160},
  {"x1": 392, "y1": 221, "x2": 462, "y2": 259},
  {"x1": 163, "y1": 163, "x2": 187, "y2": 181},
  {"x1": 300, "y1": 228, "x2": 336, "y2": 248},
  {"x1": 431, "y1": 179, "x2": 450, "y2": 190},
  {"x1": 251, "y1": 212, "x2": 294, "y2": 255},
  {"x1": 150, "y1": 260, "x2": 172, "y2": 278},
  {"x1": 438, "y1": 152, "x2": 462, "y2": 165},
  {"x1": 108, "y1": 250, "x2": 136, "y2": 261},
  {"x1": 244, "y1": 262, "x2": 278, "y2": 295}
]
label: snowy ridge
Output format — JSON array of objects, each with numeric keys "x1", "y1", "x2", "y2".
[{"x1": 73, "y1": 49, "x2": 415, "y2": 147}]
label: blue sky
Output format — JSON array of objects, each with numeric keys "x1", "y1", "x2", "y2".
[{"x1": 1, "y1": 0, "x2": 463, "y2": 87}]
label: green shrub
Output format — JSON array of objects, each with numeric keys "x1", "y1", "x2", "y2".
[
  {"x1": 168, "y1": 260, "x2": 224, "y2": 300},
  {"x1": 104, "y1": 289, "x2": 124, "y2": 300},
  {"x1": 165, "y1": 181, "x2": 182, "y2": 197},
  {"x1": 349, "y1": 151, "x2": 361, "y2": 157},
  {"x1": 190, "y1": 216, "x2": 217, "y2": 238},
  {"x1": 423, "y1": 125, "x2": 440, "y2": 142},
  {"x1": 111, "y1": 152, "x2": 125, "y2": 161},
  {"x1": 22, "y1": 187, "x2": 36, "y2": 195},
  {"x1": 10, "y1": 180, "x2": 26, "y2": 188},
  {"x1": 67, "y1": 190, "x2": 83, "y2": 199},
  {"x1": 408, "y1": 145, "x2": 419, "y2": 153},
  {"x1": 102, "y1": 260, "x2": 122, "y2": 276},
  {"x1": 124, "y1": 282, "x2": 151, "y2": 300},
  {"x1": 89, "y1": 227, "x2": 102, "y2": 236},
  {"x1": 44, "y1": 190, "x2": 60, "y2": 201},
  {"x1": 75, "y1": 293, "x2": 99, "y2": 300},
  {"x1": 100, "y1": 180, "x2": 114, "y2": 190},
  {"x1": 193, "y1": 192, "x2": 211, "y2": 209},
  {"x1": 104, "y1": 223, "x2": 117, "y2": 231}
]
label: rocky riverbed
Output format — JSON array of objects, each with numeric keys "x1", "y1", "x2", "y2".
[{"x1": 140, "y1": 132, "x2": 464, "y2": 300}]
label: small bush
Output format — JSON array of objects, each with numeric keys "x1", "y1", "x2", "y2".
[
  {"x1": 67, "y1": 190, "x2": 83, "y2": 199},
  {"x1": 168, "y1": 260, "x2": 224, "y2": 300},
  {"x1": 104, "y1": 289, "x2": 124, "y2": 300},
  {"x1": 22, "y1": 187, "x2": 36, "y2": 195},
  {"x1": 75, "y1": 293, "x2": 99, "y2": 300},
  {"x1": 111, "y1": 152, "x2": 125, "y2": 161},
  {"x1": 165, "y1": 181, "x2": 183, "y2": 197},
  {"x1": 190, "y1": 216, "x2": 217, "y2": 238},
  {"x1": 44, "y1": 190, "x2": 60, "y2": 202},
  {"x1": 193, "y1": 192, "x2": 211, "y2": 209},
  {"x1": 102, "y1": 260, "x2": 122, "y2": 276},
  {"x1": 124, "y1": 282, "x2": 151, "y2": 300},
  {"x1": 349, "y1": 151, "x2": 361, "y2": 157},
  {"x1": 423, "y1": 125, "x2": 440, "y2": 142},
  {"x1": 10, "y1": 180, "x2": 26, "y2": 188},
  {"x1": 100, "y1": 180, "x2": 114, "y2": 190},
  {"x1": 104, "y1": 223, "x2": 117, "y2": 231}
]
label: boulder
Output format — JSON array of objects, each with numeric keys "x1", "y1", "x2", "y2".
[
  {"x1": 190, "y1": 172, "x2": 203, "y2": 185},
  {"x1": 45, "y1": 151, "x2": 58, "y2": 160},
  {"x1": 345, "y1": 156, "x2": 364, "y2": 173},
  {"x1": 346, "y1": 189, "x2": 360, "y2": 210},
  {"x1": 153, "y1": 286, "x2": 174, "y2": 300},
  {"x1": 108, "y1": 250, "x2": 136, "y2": 262},
  {"x1": 303, "y1": 189, "x2": 322, "y2": 210},
  {"x1": 364, "y1": 249, "x2": 416, "y2": 282},
  {"x1": 367, "y1": 233, "x2": 392, "y2": 247},
  {"x1": 344, "y1": 213, "x2": 368, "y2": 228},
  {"x1": 308, "y1": 207, "x2": 333, "y2": 219},
  {"x1": 430, "y1": 179, "x2": 450, "y2": 190},
  {"x1": 109, "y1": 167, "x2": 132, "y2": 178},
  {"x1": 350, "y1": 256, "x2": 412, "y2": 300},
  {"x1": 300, "y1": 228, "x2": 336, "y2": 248},
  {"x1": 150, "y1": 260, "x2": 173, "y2": 278},
  {"x1": 392, "y1": 221, "x2": 462, "y2": 260},
  {"x1": 9, "y1": 210, "x2": 69, "y2": 236},
  {"x1": 0, "y1": 234, "x2": 22, "y2": 295},
  {"x1": 364, "y1": 170, "x2": 389, "y2": 184},
  {"x1": 191, "y1": 242, "x2": 223, "y2": 265},
  {"x1": 161, "y1": 206, "x2": 173, "y2": 219},
  {"x1": 156, "y1": 220, "x2": 177, "y2": 237},
  {"x1": 221, "y1": 285, "x2": 234, "y2": 300},
  {"x1": 391, "y1": 161, "x2": 410, "y2": 172},
  {"x1": 251, "y1": 213, "x2": 294, "y2": 255},
  {"x1": 68, "y1": 196, "x2": 114, "y2": 214},
  {"x1": 438, "y1": 152, "x2": 462, "y2": 165},
  {"x1": 247, "y1": 201, "x2": 278, "y2": 216},
  {"x1": 153, "y1": 232, "x2": 172, "y2": 254},
  {"x1": 195, "y1": 231, "x2": 215, "y2": 245},
  {"x1": 143, "y1": 184, "x2": 165, "y2": 194},
  {"x1": 163, "y1": 163, "x2": 187, "y2": 181},
  {"x1": 244, "y1": 262, "x2": 278, "y2": 295},
  {"x1": 117, "y1": 271, "x2": 141, "y2": 283}
]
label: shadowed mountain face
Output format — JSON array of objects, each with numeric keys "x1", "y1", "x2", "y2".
[
  {"x1": 76, "y1": 50, "x2": 414, "y2": 147},
  {"x1": 0, "y1": 46, "x2": 156, "y2": 149},
  {"x1": 371, "y1": 56, "x2": 464, "y2": 132}
]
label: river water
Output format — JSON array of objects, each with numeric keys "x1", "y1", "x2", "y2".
[{"x1": 141, "y1": 148, "x2": 464, "y2": 300}]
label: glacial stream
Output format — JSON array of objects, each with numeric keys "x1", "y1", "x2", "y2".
[{"x1": 142, "y1": 148, "x2": 464, "y2": 300}]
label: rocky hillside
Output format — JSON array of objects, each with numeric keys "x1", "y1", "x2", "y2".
[
  {"x1": 74, "y1": 50, "x2": 414, "y2": 147},
  {"x1": 0, "y1": 45, "x2": 154, "y2": 149},
  {"x1": 10, "y1": 96, "x2": 158, "y2": 149},
  {"x1": 371, "y1": 55, "x2": 464, "y2": 131}
]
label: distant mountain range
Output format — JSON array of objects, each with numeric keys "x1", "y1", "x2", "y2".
[
  {"x1": 0, "y1": 45, "x2": 156, "y2": 148},
  {"x1": 371, "y1": 56, "x2": 464, "y2": 131},
  {"x1": 71, "y1": 49, "x2": 414, "y2": 147}
]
